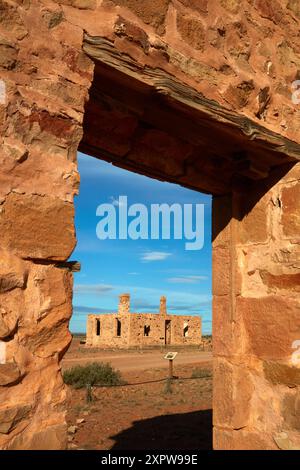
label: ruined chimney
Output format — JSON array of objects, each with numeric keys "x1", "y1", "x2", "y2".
[
  {"x1": 118, "y1": 293, "x2": 130, "y2": 315},
  {"x1": 160, "y1": 296, "x2": 167, "y2": 315}
]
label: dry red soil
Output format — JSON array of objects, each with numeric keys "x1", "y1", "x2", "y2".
[{"x1": 63, "y1": 339, "x2": 213, "y2": 450}]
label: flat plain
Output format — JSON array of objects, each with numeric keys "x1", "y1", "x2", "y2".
[{"x1": 63, "y1": 338, "x2": 213, "y2": 450}]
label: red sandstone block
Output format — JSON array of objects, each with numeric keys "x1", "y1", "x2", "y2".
[
  {"x1": 287, "y1": 0, "x2": 300, "y2": 18},
  {"x1": 213, "y1": 357, "x2": 254, "y2": 430},
  {"x1": 213, "y1": 427, "x2": 277, "y2": 450},
  {"x1": 238, "y1": 296, "x2": 300, "y2": 360},
  {"x1": 0, "y1": 363, "x2": 21, "y2": 386},
  {"x1": 281, "y1": 392, "x2": 300, "y2": 431},
  {"x1": 106, "y1": 0, "x2": 170, "y2": 34},
  {"x1": 178, "y1": 0, "x2": 208, "y2": 15},
  {"x1": 0, "y1": 193, "x2": 76, "y2": 260},
  {"x1": 212, "y1": 246, "x2": 230, "y2": 296},
  {"x1": 220, "y1": 0, "x2": 240, "y2": 14},
  {"x1": 233, "y1": 190, "x2": 270, "y2": 245},
  {"x1": 7, "y1": 423, "x2": 67, "y2": 450},
  {"x1": 263, "y1": 361, "x2": 300, "y2": 387},
  {"x1": 18, "y1": 264, "x2": 73, "y2": 358},
  {"x1": 259, "y1": 270, "x2": 300, "y2": 292},
  {"x1": 213, "y1": 296, "x2": 246, "y2": 357},
  {"x1": 213, "y1": 296, "x2": 232, "y2": 357},
  {"x1": 281, "y1": 182, "x2": 300, "y2": 239},
  {"x1": 176, "y1": 13, "x2": 205, "y2": 51},
  {"x1": 213, "y1": 358, "x2": 234, "y2": 427},
  {"x1": 254, "y1": 0, "x2": 284, "y2": 25}
]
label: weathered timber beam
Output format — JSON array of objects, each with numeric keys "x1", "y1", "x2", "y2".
[
  {"x1": 23, "y1": 258, "x2": 81, "y2": 272},
  {"x1": 57, "y1": 261, "x2": 81, "y2": 272}
]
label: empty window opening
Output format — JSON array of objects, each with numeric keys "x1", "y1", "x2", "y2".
[
  {"x1": 183, "y1": 322, "x2": 189, "y2": 337},
  {"x1": 73, "y1": 152, "x2": 212, "y2": 446},
  {"x1": 96, "y1": 319, "x2": 101, "y2": 336},
  {"x1": 144, "y1": 325, "x2": 150, "y2": 337},
  {"x1": 116, "y1": 318, "x2": 122, "y2": 337}
]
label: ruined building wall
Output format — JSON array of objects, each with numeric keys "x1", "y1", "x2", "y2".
[
  {"x1": 86, "y1": 314, "x2": 130, "y2": 347},
  {"x1": 128, "y1": 313, "x2": 201, "y2": 347},
  {"x1": 128, "y1": 313, "x2": 166, "y2": 347},
  {"x1": 171, "y1": 316, "x2": 201, "y2": 345},
  {"x1": 86, "y1": 293, "x2": 132, "y2": 348},
  {"x1": 86, "y1": 295, "x2": 202, "y2": 348},
  {"x1": 86, "y1": 312, "x2": 202, "y2": 348},
  {"x1": 213, "y1": 162, "x2": 300, "y2": 450},
  {"x1": 0, "y1": 0, "x2": 299, "y2": 450}
]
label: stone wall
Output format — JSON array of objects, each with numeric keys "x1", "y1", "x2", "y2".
[
  {"x1": 0, "y1": 0, "x2": 299, "y2": 450},
  {"x1": 86, "y1": 295, "x2": 202, "y2": 348},
  {"x1": 61, "y1": 0, "x2": 300, "y2": 142},
  {"x1": 0, "y1": 0, "x2": 93, "y2": 449},
  {"x1": 129, "y1": 313, "x2": 201, "y2": 347},
  {"x1": 86, "y1": 312, "x2": 202, "y2": 348},
  {"x1": 213, "y1": 162, "x2": 300, "y2": 449},
  {"x1": 86, "y1": 314, "x2": 131, "y2": 348}
]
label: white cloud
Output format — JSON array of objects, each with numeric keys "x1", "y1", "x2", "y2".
[
  {"x1": 109, "y1": 196, "x2": 126, "y2": 207},
  {"x1": 73, "y1": 282, "x2": 212, "y2": 322},
  {"x1": 73, "y1": 305, "x2": 114, "y2": 314},
  {"x1": 74, "y1": 284, "x2": 113, "y2": 294},
  {"x1": 141, "y1": 251, "x2": 172, "y2": 262},
  {"x1": 77, "y1": 153, "x2": 125, "y2": 178},
  {"x1": 167, "y1": 275, "x2": 208, "y2": 284},
  {"x1": 128, "y1": 272, "x2": 139, "y2": 275}
]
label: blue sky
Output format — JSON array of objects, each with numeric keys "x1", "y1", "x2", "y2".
[{"x1": 70, "y1": 153, "x2": 212, "y2": 334}]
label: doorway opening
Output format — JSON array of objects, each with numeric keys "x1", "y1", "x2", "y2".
[
  {"x1": 165, "y1": 320, "x2": 172, "y2": 345},
  {"x1": 67, "y1": 152, "x2": 212, "y2": 450},
  {"x1": 65, "y1": 44, "x2": 239, "y2": 450}
]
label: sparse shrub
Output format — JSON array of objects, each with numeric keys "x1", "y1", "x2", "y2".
[
  {"x1": 191, "y1": 368, "x2": 212, "y2": 379},
  {"x1": 163, "y1": 378, "x2": 173, "y2": 394},
  {"x1": 86, "y1": 383, "x2": 94, "y2": 403},
  {"x1": 63, "y1": 362, "x2": 125, "y2": 389}
]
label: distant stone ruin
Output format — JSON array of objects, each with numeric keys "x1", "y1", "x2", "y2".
[
  {"x1": 1, "y1": 0, "x2": 299, "y2": 451},
  {"x1": 86, "y1": 294, "x2": 202, "y2": 348}
]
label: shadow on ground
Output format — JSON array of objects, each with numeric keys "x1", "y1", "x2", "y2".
[{"x1": 109, "y1": 409, "x2": 212, "y2": 450}]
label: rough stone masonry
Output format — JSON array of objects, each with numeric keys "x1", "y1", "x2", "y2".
[
  {"x1": 0, "y1": 0, "x2": 299, "y2": 450},
  {"x1": 86, "y1": 294, "x2": 202, "y2": 348}
]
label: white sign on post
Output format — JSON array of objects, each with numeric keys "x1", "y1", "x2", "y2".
[{"x1": 164, "y1": 352, "x2": 178, "y2": 361}]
